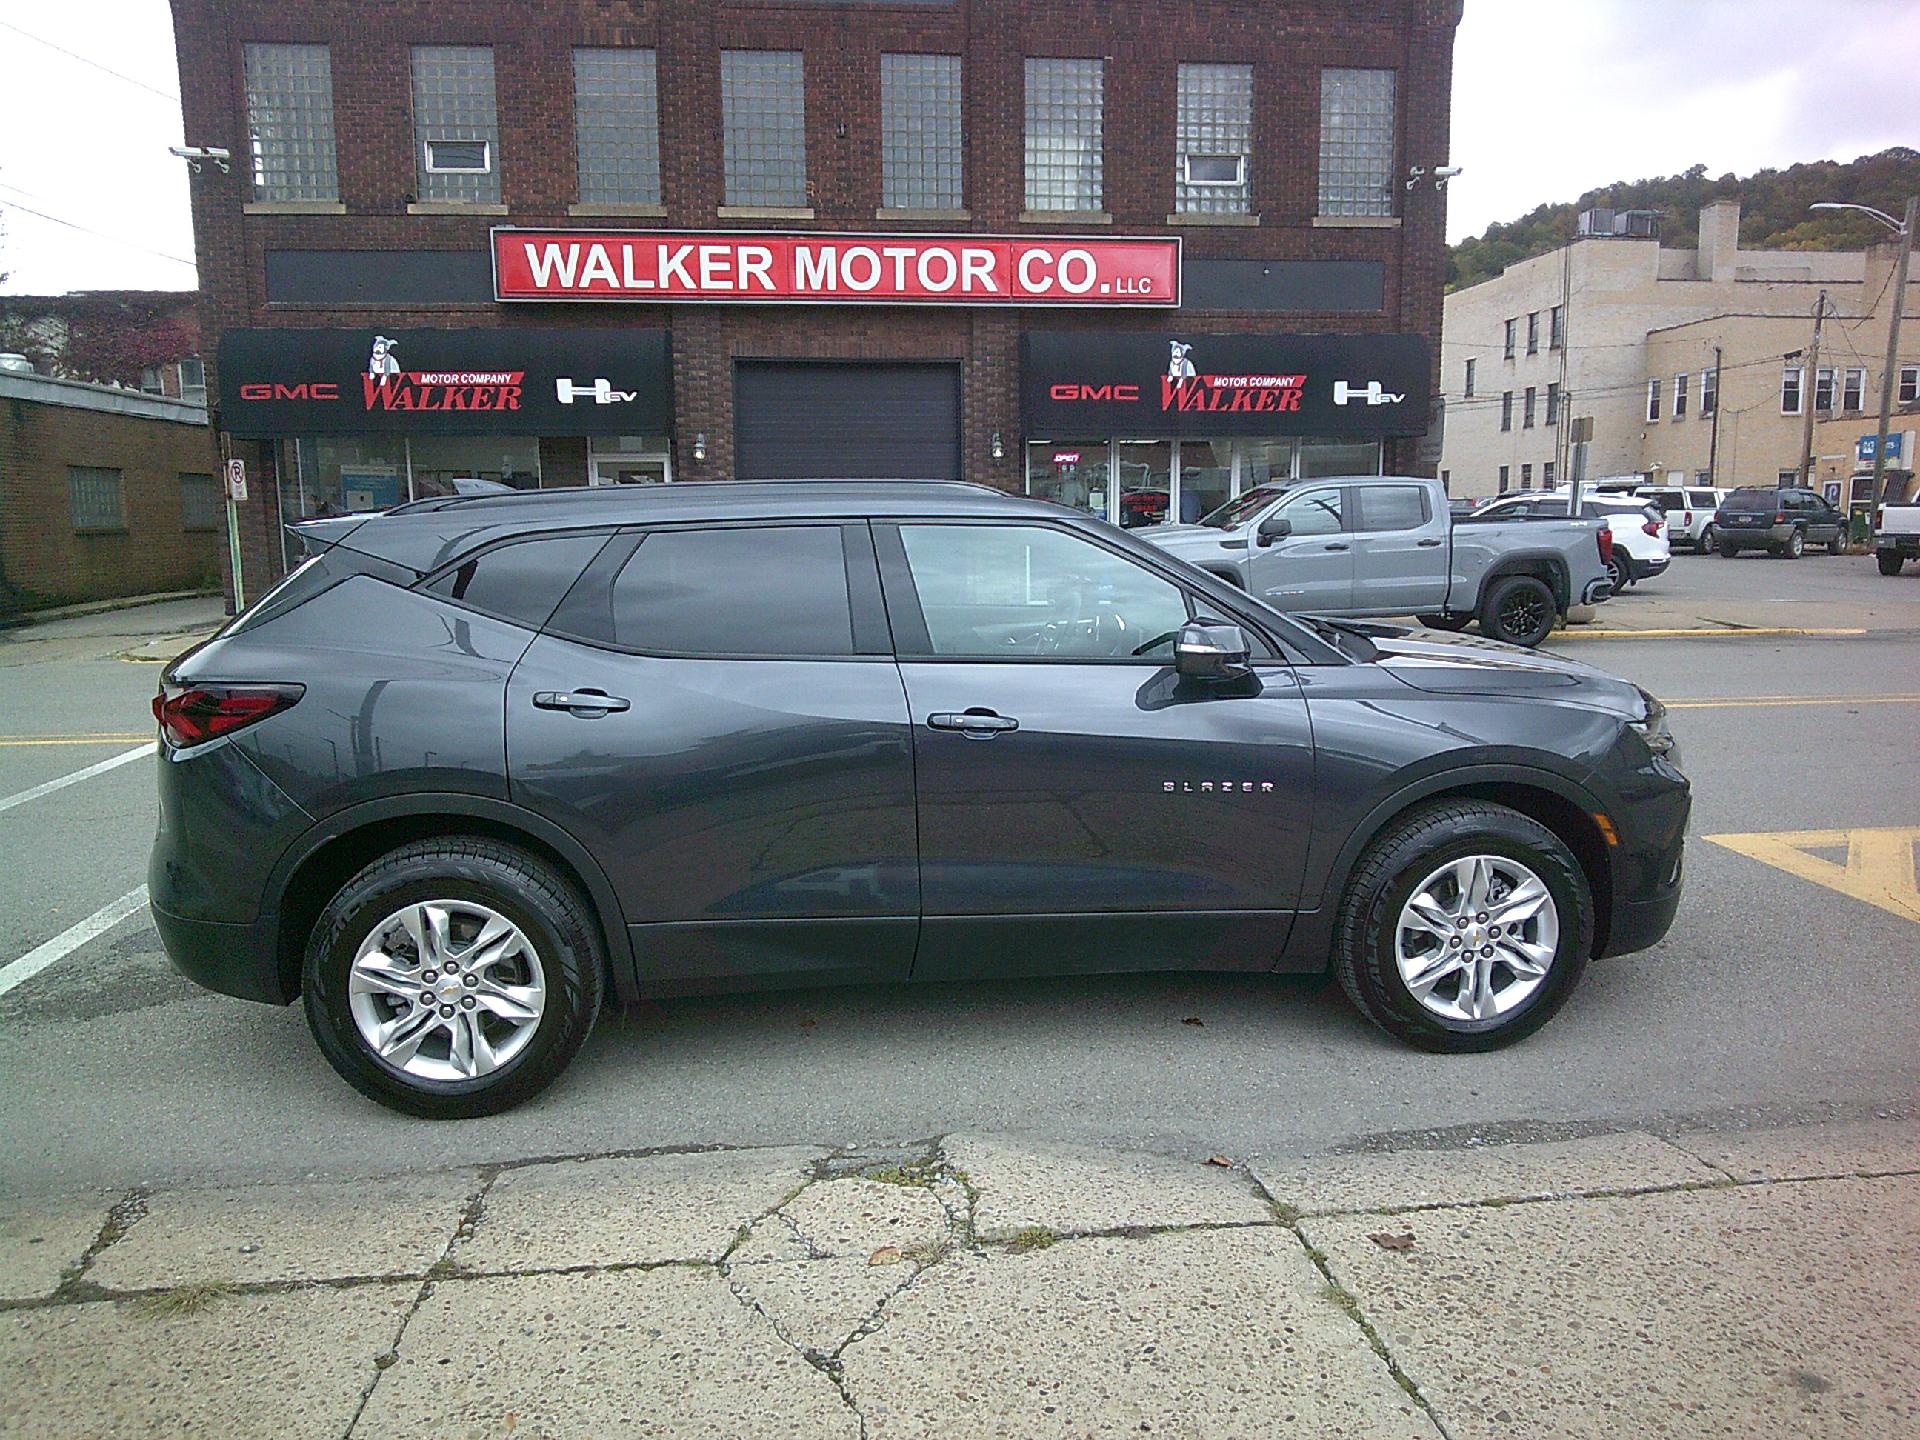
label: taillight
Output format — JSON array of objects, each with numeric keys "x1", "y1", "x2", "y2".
[
  {"x1": 1643, "y1": 519, "x2": 1663, "y2": 537},
  {"x1": 1773, "y1": 512, "x2": 1787, "y2": 524},
  {"x1": 1875, "y1": 506, "x2": 1884, "y2": 529},
  {"x1": 1597, "y1": 528, "x2": 1615, "y2": 566},
  {"x1": 152, "y1": 683, "x2": 303, "y2": 748}
]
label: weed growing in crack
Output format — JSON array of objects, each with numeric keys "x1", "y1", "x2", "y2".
[
  {"x1": 135, "y1": 1282, "x2": 236, "y2": 1318},
  {"x1": 1005, "y1": 1227, "x2": 1057, "y2": 1252}
]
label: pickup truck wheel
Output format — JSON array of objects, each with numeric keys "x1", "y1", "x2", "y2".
[
  {"x1": 1783, "y1": 528, "x2": 1805, "y2": 559},
  {"x1": 1880, "y1": 551, "x2": 1905, "y2": 576},
  {"x1": 1478, "y1": 575, "x2": 1556, "y2": 647},
  {"x1": 1332, "y1": 801, "x2": 1594, "y2": 1052},
  {"x1": 1698, "y1": 523, "x2": 1717, "y2": 551},
  {"x1": 1417, "y1": 615, "x2": 1473, "y2": 632}
]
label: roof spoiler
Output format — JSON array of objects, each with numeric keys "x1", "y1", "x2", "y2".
[{"x1": 284, "y1": 513, "x2": 369, "y2": 557}]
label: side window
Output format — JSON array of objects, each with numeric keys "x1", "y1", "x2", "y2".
[
  {"x1": 1354, "y1": 484, "x2": 1429, "y2": 533},
  {"x1": 897, "y1": 523, "x2": 1190, "y2": 660},
  {"x1": 1277, "y1": 487, "x2": 1343, "y2": 536},
  {"x1": 1688, "y1": 490, "x2": 1716, "y2": 508},
  {"x1": 609, "y1": 525, "x2": 854, "y2": 656},
  {"x1": 424, "y1": 533, "x2": 610, "y2": 629}
]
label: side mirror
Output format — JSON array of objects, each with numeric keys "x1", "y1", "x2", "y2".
[
  {"x1": 1256, "y1": 514, "x2": 1292, "y2": 547},
  {"x1": 1175, "y1": 619, "x2": 1251, "y2": 681}
]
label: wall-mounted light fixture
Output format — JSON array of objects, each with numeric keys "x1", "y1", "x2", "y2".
[
  {"x1": 990, "y1": 430, "x2": 1005, "y2": 461},
  {"x1": 693, "y1": 432, "x2": 708, "y2": 463}
]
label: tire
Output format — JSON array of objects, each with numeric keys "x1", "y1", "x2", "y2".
[
  {"x1": 1418, "y1": 614, "x2": 1473, "y2": 632},
  {"x1": 1783, "y1": 528, "x2": 1804, "y2": 559},
  {"x1": 1606, "y1": 555, "x2": 1630, "y2": 595},
  {"x1": 1332, "y1": 800, "x2": 1594, "y2": 1053},
  {"x1": 1829, "y1": 529, "x2": 1848, "y2": 556},
  {"x1": 1478, "y1": 574, "x2": 1556, "y2": 647},
  {"x1": 1881, "y1": 551, "x2": 1906, "y2": 576},
  {"x1": 1719, "y1": 540, "x2": 1739, "y2": 558},
  {"x1": 1698, "y1": 524, "x2": 1717, "y2": 552},
  {"x1": 303, "y1": 838, "x2": 605, "y2": 1118}
]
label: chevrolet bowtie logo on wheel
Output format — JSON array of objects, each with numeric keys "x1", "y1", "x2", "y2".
[{"x1": 1333, "y1": 380, "x2": 1406, "y2": 406}]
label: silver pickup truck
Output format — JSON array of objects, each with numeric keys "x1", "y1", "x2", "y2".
[{"x1": 1140, "y1": 475, "x2": 1614, "y2": 647}]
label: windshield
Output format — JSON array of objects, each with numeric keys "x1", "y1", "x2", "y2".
[{"x1": 1198, "y1": 484, "x2": 1291, "y2": 529}]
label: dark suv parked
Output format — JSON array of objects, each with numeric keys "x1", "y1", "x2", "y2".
[
  {"x1": 1713, "y1": 486, "x2": 1848, "y2": 557},
  {"x1": 151, "y1": 482, "x2": 1689, "y2": 1116}
]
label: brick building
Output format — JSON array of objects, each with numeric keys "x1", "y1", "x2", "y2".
[
  {"x1": 0, "y1": 364, "x2": 222, "y2": 612},
  {"x1": 170, "y1": 0, "x2": 1462, "y2": 584}
]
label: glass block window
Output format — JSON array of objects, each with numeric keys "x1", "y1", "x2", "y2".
[
  {"x1": 1318, "y1": 68, "x2": 1396, "y2": 216},
  {"x1": 411, "y1": 46, "x2": 500, "y2": 204},
  {"x1": 180, "y1": 474, "x2": 221, "y2": 531},
  {"x1": 721, "y1": 51, "x2": 807, "y2": 208},
  {"x1": 574, "y1": 48, "x2": 661, "y2": 206},
  {"x1": 244, "y1": 44, "x2": 338, "y2": 203},
  {"x1": 69, "y1": 467, "x2": 125, "y2": 531},
  {"x1": 1175, "y1": 63, "x2": 1252, "y2": 215},
  {"x1": 1024, "y1": 58, "x2": 1103, "y2": 212},
  {"x1": 881, "y1": 53, "x2": 963, "y2": 211}
]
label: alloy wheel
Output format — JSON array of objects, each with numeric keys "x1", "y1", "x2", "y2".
[
  {"x1": 1394, "y1": 855, "x2": 1560, "y2": 1022},
  {"x1": 1498, "y1": 586, "x2": 1551, "y2": 640},
  {"x1": 347, "y1": 900, "x2": 547, "y2": 1082}
]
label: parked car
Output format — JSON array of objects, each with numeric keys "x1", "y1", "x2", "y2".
[
  {"x1": 1712, "y1": 486, "x2": 1848, "y2": 558},
  {"x1": 1472, "y1": 491, "x2": 1670, "y2": 594},
  {"x1": 1635, "y1": 484, "x2": 1727, "y2": 551},
  {"x1": 1874, "y1": 492, "x2": 1920, "y2": 574},
  {"x1": 149, "y1": 481, "x2": 1688, "y2": 1117},
  {"x1": 1140, "y1": 475, "x2": 1613, "y2": 648}
]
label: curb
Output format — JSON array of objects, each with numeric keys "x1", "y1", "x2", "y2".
[
  {"x1": 1553, "y1": 625, "x2": 1869, "y2": 640},
  {"x1": 0, "y1": 590, "x2": 222, "y2": 632}
]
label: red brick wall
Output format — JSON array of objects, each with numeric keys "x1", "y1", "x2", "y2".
[
  {"x1": 0, "y1": 397, "x2": 224, "y2": 607},
  {"x1": 170, "y1": 0, "x2": 1462, "y2": 581}
]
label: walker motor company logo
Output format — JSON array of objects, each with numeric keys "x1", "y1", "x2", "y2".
[
  {"x1": 218, "y1": 327, "x2": 672, "y2": 438},
  {"x1": 492, "y1": 229, "x2": 1182, "y2": 307},
  {"x1": 1158, "y1": 339, "x2": 1308, "y2": 415}
]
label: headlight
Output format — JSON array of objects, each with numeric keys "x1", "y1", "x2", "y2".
[{"x1": 1629, "y1": 688, "x2": 1677, "y2": 757}]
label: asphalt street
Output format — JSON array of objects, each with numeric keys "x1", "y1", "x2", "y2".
[{"x1": 2, "y1": 563, "x2": 1917, "y2": 1199}]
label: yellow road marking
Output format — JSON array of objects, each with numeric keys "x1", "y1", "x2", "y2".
[
  {"x1": 1706, "y1": 827, "x2": 1920, "y2": 926},
  {"x1": 1666, "y1": 694, "x2": 1920, "y2": 710},
  {"x1": 1556, "y1": 626, "x2": 1867, "y2": 639},
  {"x1": 0, "y1": 734, "x2": 153, "y2": 747}
]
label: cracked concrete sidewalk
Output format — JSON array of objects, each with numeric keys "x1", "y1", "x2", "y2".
[{"x1": 2, "y1": 1121, "x2": 1915, "y2": 1439}]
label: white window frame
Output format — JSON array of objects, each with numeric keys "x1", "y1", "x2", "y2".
[
  {"x1": 1700, "y1": 369, "x2": 1717, "y2": 416},
  {"x1": 1900, "y1": 365, "x2": 1919, "y2": 405},
  {"x1": 424, "y1": 138, "x2": 492, "y2": 174},
  {"x1": 1781, "y1": 365, "x2": 1804, "y2": 415},
  {"x1": 1646, "y1": 378, "x2": 1662, "y2": 422},
  {"x1": 1842, "y1": 366, "x2": 1866, "y2": 411},
  {"x1": 1673, "y1": 372, "x2": 1688, "y2": 419},
  {"x1": 1814, "y1": 366, "x2": 1835, "y2": 412},
  {"x1": 1181, "y1": 153, "x2": 1246, "y2": 187}
]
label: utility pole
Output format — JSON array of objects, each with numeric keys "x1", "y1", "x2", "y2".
[
  {"x1": 1866, "y1": 194, "x2": 1917, "y2": 524},
  {"x1": 1798, "y1": 290, "x2": 1828, "y2": 487},
  {"x1": 1707, "y1": 345, "x2": 1723, "y2": 486}
]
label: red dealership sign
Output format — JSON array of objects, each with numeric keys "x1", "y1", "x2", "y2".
[{"x1": 491, "y1": 229, "x2": 1181, "y2": 307}]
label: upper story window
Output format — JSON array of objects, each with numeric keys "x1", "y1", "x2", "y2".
[
  {"x1": 1523, "y1": 386, "x2": 1537, "y2": 428},
  {"x1": 139, "y1": 365, "x2": 165, "y2": 396},
  {"x1": 243, "y1": 43, "x2": 339, "y2": 203},
  {"x1": 1842, "y1": 367, "x2": 1866, "y2": 411},
  {"x1": 1317, "y1": 68, "x2": 1396, "y2": 217},
  {"x1": 881, "y1": 53, "x2": 963, "y2": 211},
  {"x1": 1900, "y1": 365, "x2": 1918, "y2": 404},
  {"x1": 1463, "y1": 358, "x2": 1476, "y2": 397},
  {"x1": 1813, "y1": 366, "x2": 1836, "y2": 412},
  {"x1": 1781, "y1": 365, "x2": 1803, "y2": 415},
  {"x1": 1024, "y1": 58, "x2": 1104, "y2": 213},
  {"x1": 1545, "y1": 381, "x2": 1560, "y2": 424},
  {"x1": 721, "y1": 51, "x2": 808, "y2": 208},
  {"x1": 178, "y1": 358, "x2": 206, "y2": 404},
  {"x1": 1550, "y1": 305, "x2": 1566, "y2": 349},
  {"x1": 1674, "y1": 373, "x2": 1688, "y2": 418},
  {"x1": 411, "y1": 46, "x2": 500, "y2": 204},
  {"x1": 1500, "y1": 391, "x2": 1513, "y2": 432},
  {"x1": 1701, "y1": 368, "x2": 1718, "y2": 416},
  {"x1": 1504, "y1": 318, "x2": 1517, "y2": 359},
  {"x1": 1174, "y1": 63, "x2": 1252, "y2": 216},
  {"x1": 1646, "y1": 377, "x2": 1662, "y2": 422},
  {"x1": 1526, "y1": 312, "x2": 1539, "y2": 354},
  {"x1": 573, "y1": 48, "x2": 661, "y2": 206}
]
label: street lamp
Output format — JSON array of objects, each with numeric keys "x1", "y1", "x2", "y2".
[{"x1": 1811, "y1": 198, "x2": 1918, "y2": 526}]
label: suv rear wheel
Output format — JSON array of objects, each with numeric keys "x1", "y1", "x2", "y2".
[
  {"x1": 303, "y1": 839, "x2": 604, "y2": 1118},
  {"x1": 1332, "y1": 801, "x2": 1593, "y2": 1052},
  {"x1": 1828, "y1": 528, "x2": 1848, "y2": 556},
  {"x1": 1779, "y1": 528, "x2": 1805, "y2": 559}
]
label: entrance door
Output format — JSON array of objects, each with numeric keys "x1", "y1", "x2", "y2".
[
  {"x1": 735, "y1": 362, "x2": 962, "y2": 479},
  {"x1": 877, "y1": 518, "x2": 1316, "y2": 980}
]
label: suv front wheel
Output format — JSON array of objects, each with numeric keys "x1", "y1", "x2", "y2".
[
  {"x1": 1332, "y1": 801, "x2": 1594, "y2": 1052},
  {"x1": 303, "y1": 838, "x2": 604, "y2": 1118}
]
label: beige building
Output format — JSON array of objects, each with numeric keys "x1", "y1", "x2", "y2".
[{"x1": 1439, "y1": 199, "x2": 1918, "y2": 500}]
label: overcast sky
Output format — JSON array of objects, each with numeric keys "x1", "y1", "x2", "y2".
[{"x1": 1, "y1": 0, "x2": 1916, "y2": 296}]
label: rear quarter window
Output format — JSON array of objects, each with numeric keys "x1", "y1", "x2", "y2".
[{"x1": 423, "y1": 532, "x2": 612, "y2": 629}]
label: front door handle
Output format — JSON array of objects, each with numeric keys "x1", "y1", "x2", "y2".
[
  {"x1": 1324, "y1": 542, "x2": 1351, "y2": 552},
  {"x1": 1416, "y1": 537, "x2": 1444, "y2": 547},
  {"x1": 533, "y1": 689, "x2": 631, "y2": 715},
  {"x1": 928, "y1": 709, "x2": 1019, "y2": 739}
]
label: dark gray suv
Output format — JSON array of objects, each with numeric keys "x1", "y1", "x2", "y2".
[{"x1": 150, "y1": 481, "x2": 1689, "y2": 1117}]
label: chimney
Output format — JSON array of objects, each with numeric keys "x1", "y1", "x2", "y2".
[{"x1": 1697, "y1": 199, "x2": 1741, "y2": 281}]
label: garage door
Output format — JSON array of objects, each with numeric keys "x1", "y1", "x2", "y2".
[{"x1": 734, "y1": 362, "x2": 962, "y2": 480}]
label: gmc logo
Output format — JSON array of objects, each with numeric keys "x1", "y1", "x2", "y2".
[
  {"x1": 1049, "y1": 383, "x2": 1141, "y2": 402},
  {"x1": 238, "y1": 383, "x2": 341, "y2": 401}
]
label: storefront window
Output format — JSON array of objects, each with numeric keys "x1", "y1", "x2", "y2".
[
  {"x1": 408, "y1": 435, "x2": 541, "y2": 498},
  {"x1": 1299, "y1": 439, "x2": 1381, "y2": 478},
  {"x1": 1180, "y1": 439, "x2": 1233, "y2": 523},
  {"x1": 588, "y1": 435, "x2": 673, "y2": 486},
  {"x1": 1239, "y1": 439, "x2": 1296, "y2": 488},
  {"x1": 1026, "y1": 440, "x2": 1109, "y2": 518},
  {"x1": 1115, "y1": 440, "x2": 1172, "y2": 528}
]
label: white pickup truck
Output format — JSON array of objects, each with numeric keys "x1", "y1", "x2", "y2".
[
  {"x1": 1140, "y1": 474, "x2": 1614, "y2": 648},
  {"x1": 1875, "y1": 492, "x2": 1920, "y2": 574}
]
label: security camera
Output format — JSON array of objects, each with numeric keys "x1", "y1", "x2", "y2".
[
  {"x1": 169, "y1": 145, "x2": 232, "y2": 175},
  {"x1": 1434, "y1": 166, "x2": 1464, "y2": 179}
]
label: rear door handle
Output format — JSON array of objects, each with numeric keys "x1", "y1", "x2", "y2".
[
  {"x1": 533, "y1": 689, "x2": 631, "y2": 715},
  {"x1": 1416, "y1": 537, "x2": 1444, "y2": 547},
  {"x1": 928, "y1": 710, "x2": 1019, "y2": 739},
  {"x1": 1324, "y1": 542, "x2": 1351, "y2": 552}
]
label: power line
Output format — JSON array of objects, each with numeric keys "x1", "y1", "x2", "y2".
[
  {"x1": 0, "y1": 196, "x2": 196, "y2": 269},
  {"x1": 0, "y1": 18, "x2": 180, "y2": 105}
]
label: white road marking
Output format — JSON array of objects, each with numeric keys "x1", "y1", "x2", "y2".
[
  {"x1": 0, "y1": 885, "x2": 150, "y2": 999},
  {"x1": 0, "y1": 743, "x2": 155, "y2": 815}
]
